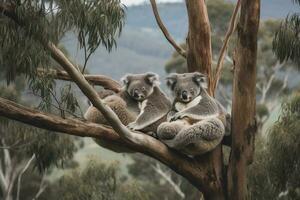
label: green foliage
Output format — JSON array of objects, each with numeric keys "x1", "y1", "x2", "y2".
[
  {"x1": 267, "y1": 94, "x2": 300, "y2": 194},
  {"x1": 207, "y1": 0, "x2": 234, "y2": 34},
  {"x1": 0, "y1": 0, "x2": 125, "y2": 113},
  {"x1": 52, "y1": 160, "x2": 149, "y2": 200},
  {"x1": 256, "y1": 103, "x2": 269, "y2": 118},
  {"x1": 56, "y1": 0, "x2": 125, "y2": 53},
  {"x1": 165, "y1": 44, "x2": 187, "y2": 73},
  {"x1": 273, "y1": 14, "x2": 300, "y2": 67},
  {"x1": 127, "y1": 154, "x2": 199, "y2": 200},
  {"x1": 248, "y1": 93, "x2": 300, "y2": 200},
  {"x1": 0, "y1": 82, "x2": 79, "y2": 171}
]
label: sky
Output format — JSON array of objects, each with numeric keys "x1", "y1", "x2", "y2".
[{"x1": 121, "y1": 0, "x2": 182, "y2": 6}]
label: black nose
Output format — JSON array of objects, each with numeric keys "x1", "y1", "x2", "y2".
[
  {"x1": 182, "y1": 90, "x2": 188, "y2": 100},
  {"x1": 133, "y1": 89, "x2": 139, "y2": 97}
]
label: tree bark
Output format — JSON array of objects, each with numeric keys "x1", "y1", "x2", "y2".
[
  {"x1": 0, "y1": 97, "x2": 217, "y2": 194},
  {"x1": 185, "y1": 1, "x2": 226, "y2": 199},
  {"x1": 227, "y1": 0, "x2": 260, "y2": 199},
  {"x1": 185, "y1": 0, "x2": 212, "y2": 89}
]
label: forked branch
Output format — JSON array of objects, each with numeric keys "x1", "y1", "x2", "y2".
[
  {"x1": 0, "y1": 96, "x2": 211, "y2": 191},
  {"x1": 212, "y1": 0, "x2": 241, "y2": 93},
  {"x1": 149, "y1": 0, "x2": 186, "y2": 58}
]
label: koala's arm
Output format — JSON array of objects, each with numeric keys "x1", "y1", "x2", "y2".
[
  {"x1": 167, "y1": 103, "x2": 177, "y2": 121},
  {"x1": 129, "y1": 100, "x2": 168, "y2": 130},
  {"x1": 168, "y1": 118, "x2": 225, "y2": 155},
  {"x1": 173, "y1": 98, "x2": 219, "y2": 121}
]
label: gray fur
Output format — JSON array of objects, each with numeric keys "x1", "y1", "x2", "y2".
[
  {"x1": 157, "y1": 72, "x2": 229, "y2": 155},
  {"x1": 85, "y1": 72, "x2": 171, "y2": 136}
]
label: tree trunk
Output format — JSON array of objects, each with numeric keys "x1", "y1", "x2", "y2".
[
  {"x1": 227, "y1": 0, "x2": 260, "y2": 199},
  {"x1": 185, "y1": 0, "x2": 212, "y2": 85},
  {"x1": 185, "y1": 1, "x2": 225, "y2": 199}
]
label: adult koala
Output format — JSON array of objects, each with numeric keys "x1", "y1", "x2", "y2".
[
  {"x1": 157, "y1": 72, "x2": 230, "y2": 155},
  {"x1": 84, "y1": 72, "x2": 171, "y2": 152}
]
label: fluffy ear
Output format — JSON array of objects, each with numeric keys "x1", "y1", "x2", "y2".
[
  {"x1": 166, "y1": 73, "x2": 177, "y2": 90},
  {"x1": 120, "y1": 74, "x2": 132, "y2": 86},
  {"x1": 145, "y1": 72, "x2": 159, "y2": 85},
  {"x1": 193, "y1": 72, "x2": 207, "y2": 89}
]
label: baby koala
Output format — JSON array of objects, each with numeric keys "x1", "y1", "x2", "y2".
[
  {"x1": 84, "y1": 72, "x2": 171, "y2": 152},
  {"x1": 157, "y1": 72, "x2": 227, "y2": 155}
]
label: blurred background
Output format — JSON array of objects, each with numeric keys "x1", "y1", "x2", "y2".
[{"x1": 1, "y1": 0, "x2": 300, "y2": 199}]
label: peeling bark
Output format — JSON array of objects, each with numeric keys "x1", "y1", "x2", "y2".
[{"x1": 227, "y1": 0, "x2": 260, "y2": 199}]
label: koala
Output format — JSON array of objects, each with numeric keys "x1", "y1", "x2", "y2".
[
  {"x1": 157, "y1": 72, "x2": 229, "y2": 155},
  {"x1": 84, "y1": 72, "x2": 171, "y2": 152}
]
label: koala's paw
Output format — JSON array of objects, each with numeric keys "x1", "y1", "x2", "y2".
[
  {"x1": 127, "y1": 122, "x2": 141, "y2": 131},
  {"x1": 171, "y1": 113, "x2": 184, "y2": 121}
]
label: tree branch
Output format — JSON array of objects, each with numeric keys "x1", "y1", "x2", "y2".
[
  {"x1": 212, "y1": 0, "x2": 241, "y2": 93},
  {"x1": 37, "y1": 68, "x2": 121, "y2": 93},
  {"x1": 149, "y1": 0, "x2": 186, "y2": 58},
  {"x1": 16, "y1": 154, "x2": 35, "y2": 200},
  {"x1": 0, "y1": 165, "x2": 7, "y2": 196},
  {"x1": 32, "y1": 172, "x2": 47, "y2": 200},
  {"x1": 0, "y1": 96, "x2": 213, "y2": 191},
  {"x1": 152, "y1": 163, "x2": 185, "y2": 199}
]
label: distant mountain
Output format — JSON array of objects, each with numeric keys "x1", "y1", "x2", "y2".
[{"x1": 62, "y1": 0, "x2": 298, "y2": 80}]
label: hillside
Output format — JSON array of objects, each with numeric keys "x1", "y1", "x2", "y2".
[{"x1": 63, "y1": 0, "x2": 297, "y2": 80}]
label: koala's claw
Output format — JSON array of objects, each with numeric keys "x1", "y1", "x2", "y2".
[
  {"x1": 127, "y1": 122, "x2": 141, "y2": 131},
  {"x1": 171, "y1": 114, "x2": 183, "y2": 121}
]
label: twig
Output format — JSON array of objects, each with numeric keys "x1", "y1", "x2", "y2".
[
  {"x1": 32, "y1": 171, "x2": 48, "y2": 200},
  {"x1": 212, "y1": 0, "x2": 241, "y2": 93},
  {"x1": 16, "y1": 154, "x2": 35, "y2": 200},
  {"x1": 152, "y1": 163, "x2": 185, "y2": 199},
  {"x1": 149, "y1": 0, "x2": 186, "y2": 58}
]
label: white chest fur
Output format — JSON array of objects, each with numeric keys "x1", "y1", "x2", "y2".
[
  {"x1": 175, "y1": 95, "x2": 202, "y2": 112},
  {"x1": 138, "y1": 100, "x2": 148, "y2": 114}
]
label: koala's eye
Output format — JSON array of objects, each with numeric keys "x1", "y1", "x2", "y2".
[
  {"x1": 141, "y1": 87, "x2": 146, "y2": 91},
  {"x1": 190, "y1": 89, "x2": 195, "y2": 95}
]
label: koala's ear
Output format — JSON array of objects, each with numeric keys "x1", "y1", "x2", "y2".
[
  {"x1": 193, "y1": 72, "x2": 208, "y2": 89},
  {"x1": 145, "y1": 72, "x2": 159, "y2": 85},
  {"x1": 166, "y1": 73, "x2": 177, "y2": 90},
  {"x1": 120, "y1": 74, "x2": 132, "y2": 86}
]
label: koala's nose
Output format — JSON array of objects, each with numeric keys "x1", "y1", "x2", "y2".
[
  {"x1": 181, "y1": 90, "x2": 188, "y2": 100},
  {"x1": 133, "y1": 89, "x2": 139, "y2": 97}
]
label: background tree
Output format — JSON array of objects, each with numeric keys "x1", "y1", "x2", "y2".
[
  {"x1": 0, "y1": 77, "x2": 80, "y2": 200},
  {"x1": 0, "y1": 0, "x2": 260, "y2": 199},
  {"x1": 248, "y1": 93, "x2": 300, "y2": 200},
  {"x1": 273, "y1": 0, "x2": 300, "y2": 67},
  {"x1": 51, "y1": 159, "x2": 150, "y2": 200}
]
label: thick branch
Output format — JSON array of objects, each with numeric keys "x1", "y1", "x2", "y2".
[
  {"x1": 212, "y1": 0, "x2": 241, "y2": 93},
  {"x1": 37, "y1": 68, "x2": 121, "y2": 92},
  {"x1": 0, "y1": 97, "x2": 213, "y2": 192},
  {"x1": 149, "y1": 0, "x2": 186, "y2": 58}
]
